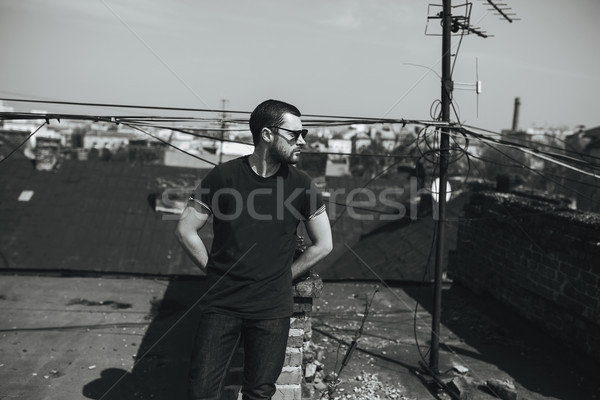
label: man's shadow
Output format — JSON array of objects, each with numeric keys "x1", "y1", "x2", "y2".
[{"x1": 83, "y1": 278, "x2": 208, "y2": 400}]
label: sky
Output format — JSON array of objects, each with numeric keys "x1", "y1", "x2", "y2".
[{"x1": 1, "y1": 0, "x2": 599, "y2": 134}]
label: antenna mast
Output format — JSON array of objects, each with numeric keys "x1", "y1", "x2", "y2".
[
  {"x1": 429, "y1": 0, "x2": 453, "y2": 374},
  {"x1": 425, "y1": 0, "x2": 517, "y2": 377}
]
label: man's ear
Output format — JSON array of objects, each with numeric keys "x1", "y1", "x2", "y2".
[{"x1": 261, "y1": 127, "x2": 273, "y2": 144}]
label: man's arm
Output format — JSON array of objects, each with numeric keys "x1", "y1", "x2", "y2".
[
  {"x1": 175, "y1": 204, "x2": 211, "y2": 273},
  {"x1": 291, "y1": 210, "x2": 333, "y2": 280}
]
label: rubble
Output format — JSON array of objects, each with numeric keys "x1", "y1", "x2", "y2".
[
  {"x1": 486, "y1": 378, "x2": 517, "y2": 400},
  {"x1": 451, "y1": 363, "x2": 469, "y2": 374},
  {"x1": 305, "y1": 362, "x2": 318, "y2": 382},
  {"x1": 444, "y1": 375, "x2": 518, "y2": 400},
  {"x1": 447, "y1": 376, "x2": 479, "y2": 399},
  {"x1": 325, "y1": 371, "x2": 412, "y2": 400}
]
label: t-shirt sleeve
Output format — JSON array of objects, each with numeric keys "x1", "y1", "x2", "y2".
[
  {"x1": 302, "y1": 176, "x2": 326, "y2": 220},
  {"x1": 189, "y1": 168, "x2": 221, "y2": 214}
]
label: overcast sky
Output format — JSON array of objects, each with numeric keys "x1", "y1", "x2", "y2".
[{"x1": 1, "y1": 0, "x2": 598, "y2": 133}]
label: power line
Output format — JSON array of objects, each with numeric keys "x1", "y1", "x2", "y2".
[
  {"x1": 122, "y1": 123, "x2": 217, "y2": 166},
  {"x1": 0, "y1": 97, "x2": 251, "y2": 116},
  {"x1": 462, "y1": 123, "x2": 600, "y2": 163},
  {"x1": 470, "y1": 142, "x2": 598, "y2": 204},
  {"x1": 2, "y1": 105, "x2": 598, "y2": 199},
  {"x1": 2, "y1": 109, "x2": 598, "y2": 181},
  {"x1": 467, "y1": 151, "x2": 600, "y2": 189},
  {"x1": 120, "y1": 120, "x2": 423, "y2": 160},
  {"x1": 0, "y1": 121, "x2": 47, "y2": 163},
  {"x1": 451, "y1": 127, "x2": 600, "y2": 177}
]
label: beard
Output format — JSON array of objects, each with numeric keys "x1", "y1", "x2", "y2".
[{"x1": 269, "y1": 139, "x2": 300, "y2": 165}]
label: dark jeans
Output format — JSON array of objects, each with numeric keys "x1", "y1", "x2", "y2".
[{"x1": 188, "y1": 312, "x2": 290, "y2": 400}]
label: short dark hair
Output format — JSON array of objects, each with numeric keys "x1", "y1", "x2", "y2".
[{"x1": 249, "y1": 99, "x2": 301, "y2": 146}]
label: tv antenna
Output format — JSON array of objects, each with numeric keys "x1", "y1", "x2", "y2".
[
  {"x1": 421, "y1": 0, "x2": 518, "y2": 387},
  {"x1": 480, "y1": 0, "x2": 520, "y2": 23},
  {"x1": 426, "y1": 2, "x2": 490, "y2": 38},
  {"x1": 453, "y1": 58, "x2": 482, "y2": 117}
]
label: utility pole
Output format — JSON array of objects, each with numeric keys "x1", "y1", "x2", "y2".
[
  {"x1": 430, "y1": 0, "x2": 452, "y2": 374},
  {"x1": 219, "y1": 99, "x2": 228, "y2": 165}
]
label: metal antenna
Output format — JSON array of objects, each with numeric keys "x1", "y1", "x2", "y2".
[
  {"x1": 476, "y1": 58, "x2": 480, "y2": 117},
  {"x1": 483, "y1": 0, "x2": 520, "y2": 23},
  {"x1": 426, "y1": 2, "x2": 490, "y2": 37},
  {"x1": 454, "y1": 57, "x2": 482, "y2": 117},
  {"x1": 427, "y1": 1, "x2": 518, "y2": 37},
  {"x1": 452, "y1": 20, "x2": 489, "y2": 38}
]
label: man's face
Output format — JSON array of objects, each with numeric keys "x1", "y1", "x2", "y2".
[{"x1": 268, "y1": 113, "x2": 306, "y2": 165}]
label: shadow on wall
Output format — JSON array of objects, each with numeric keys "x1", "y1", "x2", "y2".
[{"x1": 82, "y1": 278, "x2": 208, "y2": 400}]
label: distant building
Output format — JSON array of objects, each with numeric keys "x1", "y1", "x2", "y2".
[
  {"x1": 352, "y1": 132, "x2": 372, "y2": 152},
  {"x1": 325, "y1": 139, "x2": 352, "y2": 177},
  {"x1": 327, "y1": 139, "x2": 351, "y2": 157},
  {"x1": 325, "y1": 157, "x2": 350, "y2": 177},
  {"x1": 82, "y1": 130, "x2": 132, "y2": 150},
  {"x1": 2, "y1": 119, "x2": 45, "y2": 133},
  {"x1": 372, "y1": 127, "x2": 398, "y2": 152}
]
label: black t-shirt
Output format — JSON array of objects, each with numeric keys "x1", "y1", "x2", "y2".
[{"x1": 190, "y1": 156, "x2": 324, "y2": 318}]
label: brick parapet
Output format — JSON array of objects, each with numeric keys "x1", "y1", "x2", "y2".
[{"x1": 449, "y1": 191, "x2": 600, "y2": 362}]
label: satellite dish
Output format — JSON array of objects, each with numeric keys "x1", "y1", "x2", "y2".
[{"x1": 431, "y1": 178, "x2": 452, "y2": 202}]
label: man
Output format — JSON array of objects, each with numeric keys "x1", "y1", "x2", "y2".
[{"x1": 175, "y1": 99, "x2": 333, "y2": 400}]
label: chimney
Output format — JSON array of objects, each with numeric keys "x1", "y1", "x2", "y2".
[{"x1": 511, "y1": 97, "x2": 521, "y2": 132}]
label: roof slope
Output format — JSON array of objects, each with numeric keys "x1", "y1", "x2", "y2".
[{"x1": 0, "y1": 158, "x2": 209, "y2": 275}]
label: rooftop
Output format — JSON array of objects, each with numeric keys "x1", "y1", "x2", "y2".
[
  {"x1": 1, "y1": 274, "x2": 599, "y2": 399},
  {"x1": 1, "y1": 157, "x2": 599, "y2": 399}
]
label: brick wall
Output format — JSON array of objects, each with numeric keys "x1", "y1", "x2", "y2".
[
  {"x1": 221, "y1": 275, "x2": 323, "y2": 400},
  {"x1": 449, "y1": 191, "x2": 600, "y2": 362}
]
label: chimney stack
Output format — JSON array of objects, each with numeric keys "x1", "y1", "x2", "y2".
[{"x1": 511, "y1": 97, "x2": 521, "y2": 132}]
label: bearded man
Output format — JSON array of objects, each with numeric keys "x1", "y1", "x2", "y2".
[{"x1": 176, "y1": 99, "x2": 332, "y2": 400}]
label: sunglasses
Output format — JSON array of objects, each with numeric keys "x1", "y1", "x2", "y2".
[{"x1": 268, "y1": 126, "x2": 308, "y2": 141}]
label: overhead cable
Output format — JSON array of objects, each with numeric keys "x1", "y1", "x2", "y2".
[
  {"x1": 0, "y1": 121, "x2": 47, "y2": 163},
  {"x1": 121, "y1": 122, "x2": 217, "y2": 166}
]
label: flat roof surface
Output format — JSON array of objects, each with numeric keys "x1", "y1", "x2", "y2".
[{"x1": 1, "y1": 275, "x2": 598, "y2": 400}]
